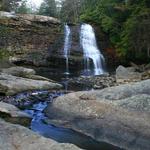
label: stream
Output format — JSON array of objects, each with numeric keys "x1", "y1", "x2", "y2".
[
  {"x1": 24, "y1": 93, "x2": 121, "y2": 150},
  {"x1": 14, "y1": 67, "x2": 122, "y2": 150},
  {"x1": 23, "y1": 92, "x2": 122, "y2": 150}
]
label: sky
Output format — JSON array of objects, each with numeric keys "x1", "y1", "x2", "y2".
[{"x1": 27, "y1": 0, "x2": 44, "y2": 8}]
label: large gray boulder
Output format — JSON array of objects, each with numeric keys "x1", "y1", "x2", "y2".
[
  {"x1": 1, "y1": 67, "x2": 55, "y2": 82},
  {"x1": 116, "y1": 65, "x2": 142, "y2": 83},
  {"x1": 0, "y1": 119, "x2": 81, "y2": 150},
  {"x1": 0, "y1": 73, "x2": 62, "y2": 95},
  {"x1": 45, "y1": 79, "x2": 150, "y2": 150},
  {"x1": 81, "y1": 79, "x2": 150, "y2": 101},
  {"x1": 0, "y1": 102, "x2": 31, "y2": 126}
]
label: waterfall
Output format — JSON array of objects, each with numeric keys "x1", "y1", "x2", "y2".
[
  {"x1": 80, "y1": 23, "x2": 105, "y2": 75},
  {"x1": 63, "y1": 24, "x2": 71, "y2": 74}
]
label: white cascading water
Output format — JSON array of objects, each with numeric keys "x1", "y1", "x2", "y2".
[
  {"x1": 63, "y1": 24, "x2": 71, "y2": 74},
  {"x1": 80, "y1": 23, "x2": 105, "y2": 75}
]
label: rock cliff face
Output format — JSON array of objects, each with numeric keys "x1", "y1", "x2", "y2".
[
  {"x1": 0, "y1": 11, "x2": 62, "y2": 67},
  {"x1": 0, "y1": 12, "x2": 85, "y2": 71},
  {"x1": 48, "y1": 25, "x2": 84, "y2": 71}
]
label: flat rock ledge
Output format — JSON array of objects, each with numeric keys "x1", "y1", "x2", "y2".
[
  {"x1": 0, "y1": 11, "x2": 61, "y2": 25},
  {"x1": 0, "y1": 73, "x2": 62, "y2": 95},
  {"x1": 0, "y1": 119, "x2": 81, "y2": 150},
  {"x1": 45, "y1": 79, "x2": 150, "y2": 150}
]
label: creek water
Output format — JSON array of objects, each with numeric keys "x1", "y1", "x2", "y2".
[{"x1": 63, "y1": 24, "x2": 71, "y2": 74}]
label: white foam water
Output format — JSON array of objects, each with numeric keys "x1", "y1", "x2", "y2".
[
  {"x1": 80, "y1": 23, "x2": 105, "y2": 75},
  {"x1": 63, "y1": 24, "x2": 71, "y2": 74}
]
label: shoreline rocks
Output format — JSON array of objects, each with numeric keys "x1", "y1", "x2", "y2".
[
  {"x1": 116, "y1": 65, "x2": 142, "y2": 83},
  {"x1": 0, "y1": 91, "x2": 62, "y2": 109},
  {"x1": 0, "y1": 67, "x2": 62, "y2": 96},
  {"x1": 67, "y1": 64, "x2": 150, "y2": 90},
  {"x1": 116, "y1": 64, "x2": 150, "y2": 84},
  {"x1": 68, "y1": 74, "x2": 117, "y2": 90},
  {"x1": 0, "y1": 102, "x2": 31, "y2": 126}
]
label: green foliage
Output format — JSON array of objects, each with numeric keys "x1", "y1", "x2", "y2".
[
  {"x1": 0, "y1": 0, "x2": 33, "y2": 13},
  {"x1": 0, "y1": 0, "x2": 21, "y2": 12},
  {"x1": 80, "y1": 0, "x2": 150, "y2": 63},
  {"x1": 0, "y1": 26, "x2": 11, "y2": 36},
  {"x1": 38, "y1": 0, "x2": 57, "y2": 17},
  {"x1": 60, "y1": 0, "x2": 82, "y2": 23},
  {"x1": 16, "y1": 0, "x2": 30, "y2": 14},
  {"x1": 0, "y1": 49, "x2": 12, "y2": 59}
]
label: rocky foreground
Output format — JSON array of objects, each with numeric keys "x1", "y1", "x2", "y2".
[
  {"x1": 0, "y1": 66, "x2": 81, "y2": 150},
  {"x1": 0, "y1": 119, "x2": 81, "y2": 150},
  {"x1": 45, "y1": 79, "x2": 150, "y2": 150}
]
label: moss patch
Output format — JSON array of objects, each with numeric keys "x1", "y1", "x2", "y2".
[
  {"x1": 0, "y1": 48, "x2": 14, "y2": 59},
  {"x1": 0, "y1": 25, "x2": 12, "y2": 36}
]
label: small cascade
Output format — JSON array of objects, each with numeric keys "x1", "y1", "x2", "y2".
[
  {"x1": 63, "y1": 24, "x2": 71, "y2": 74},
  {"x1": 80, "y1": 23, "x2": 105, "y2": 75}
]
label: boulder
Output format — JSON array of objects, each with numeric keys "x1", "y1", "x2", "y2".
[
  {"x1": 1, "y1": 66, "x2": 55, "y2": 82},
  {"x1": 116, "y1": 65, "x2": 142, "y2": 83},
  {"x1": 79, "y1": 79, "x2": 150, "y2": 101},
  {"x1": 1, "y1": 67, "x2": 36, "y2": 77},
  {"x1": 0, "y1": 73, "x2": 62, "y2": 95},
  {"x1": 45, "y1": 80, "x2": 150, "y2": 150},
  {"x1": 0, "y1": 60, "x2": 15, "y2": 69},
  {"x1": 0, "y1": 119, "x2": 81, "y2": 150},
  {"x1": 0, "y1": 102, "x2": 31, "y2": 126},
  {"x1": 142, "y1": 70, "x2": 150, "y2": 80}
]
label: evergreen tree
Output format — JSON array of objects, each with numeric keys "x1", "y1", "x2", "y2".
[
  {"x1": 16, "y1": 0, "x2": 30, "y2": 14},
  {"x1": 60, "y1": 0, "x2": 83, "y2": 23},
  {"x1": 38, "y1": 0, "x2": 57, "y2": 17},
  {"x1": 1, "y1": 0, "x2": 21, "y2": 12}
]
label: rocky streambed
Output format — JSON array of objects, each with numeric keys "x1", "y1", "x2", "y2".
[
  {"x1": 0, "y1": 64, "x2": 150, "y2": 150},
  {"x1": 0, "y1": 90, "x2": 122, "y2": 150},
  {"x1": 0, "y1": 65, "x2": 121, "y2": 150}
]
